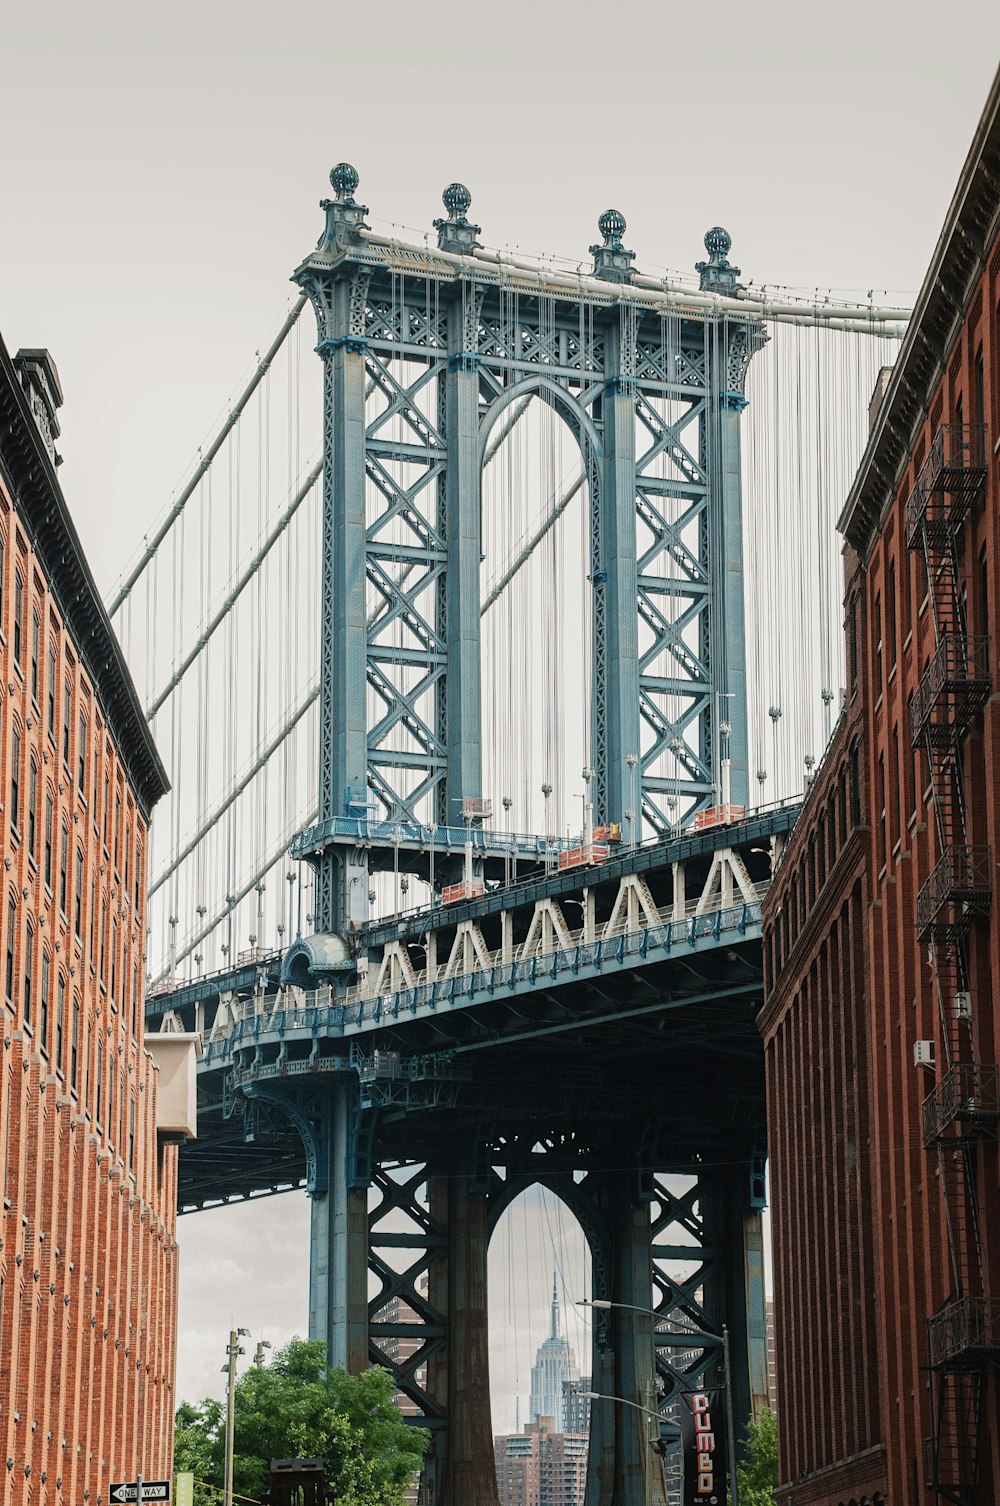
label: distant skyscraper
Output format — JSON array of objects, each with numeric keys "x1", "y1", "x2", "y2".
[{"x1": 529, "y1": 1274, "x2": 579, "y2": 1430}]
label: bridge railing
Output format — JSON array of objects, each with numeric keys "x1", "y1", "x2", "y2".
[{"x1": 200, "y1": 882, "x2": 769, "y2": 1058}]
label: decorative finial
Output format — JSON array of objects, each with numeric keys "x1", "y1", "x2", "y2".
[
  {"x1": 435, "y1": 183, "x2": 481, "y2": 254},
  {"x1": 696, "y1": 226, "x2": 744, "y2": 295},
  {"x1": 317, "y1": 164, "x2": 369, "y2": 255},
  {"x1": 330, "y1": 162, "x2": 360, "y2": 202},
  {"x1": 591, "y1": 209, "x2": 635, "y2": 283}
]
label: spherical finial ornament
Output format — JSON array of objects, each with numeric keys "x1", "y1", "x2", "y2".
[
  {"x1": 598, "y1": 208, "x2": 627, "y2": 242},
  {"x1": 704, "y1": 226, "x2": 732, "y2": 259},
  {"x1": 442, "y1": 182, "x2": 472, "y2": 219},
  {"x1": 330, "y1": 162, "x2": 360, "y2": 200}
]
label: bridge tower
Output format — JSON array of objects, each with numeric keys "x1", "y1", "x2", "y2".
[{"x1": 271, "y1": 167, "x2": 768, "y2": 1506}]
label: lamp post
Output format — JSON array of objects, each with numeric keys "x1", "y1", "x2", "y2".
[
  {"x1": 223, "y1": 1327, "x2": 250, "y2": 1506},
  {"x1": 579, "y1": 1299, "x2": 739, "y2": 1506},
  {"x1": 625, "y1": 752, "x2": 639, "y2": 845}
]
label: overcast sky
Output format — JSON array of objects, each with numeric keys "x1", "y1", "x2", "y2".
[{"x1": 2, "y1": 0, "x2": 998, "y2": 1425}]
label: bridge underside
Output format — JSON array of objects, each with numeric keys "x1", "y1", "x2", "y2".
[
  {"x1": 176, "y1": 958, "x2": 766, "y2": 1506},
  {"x1": 156, "y1": 817, "x2": 787, "y2": 1506}
]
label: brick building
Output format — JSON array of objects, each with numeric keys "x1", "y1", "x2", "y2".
[
  {"x1": 0, "y1": 335, "x2": 178, "y2": 1504},
  {"x1": 494, "y1": 1420, "x2": 587, "y2": 1506},
  {"x1": 759, "y1": 69, "x2": 1000, "y2": 1506}
]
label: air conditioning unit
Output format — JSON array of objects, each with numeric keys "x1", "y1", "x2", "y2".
[
  {"x1": 913, "y1": 1040, "x2": 936, "y2": 1070},
  {"x1": 954, "y1": 991, "x2": 973, "y2": 1021}
]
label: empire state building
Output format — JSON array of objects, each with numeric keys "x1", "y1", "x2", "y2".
[{"x1": 529, "y1": 1275, "x2": 579, "y2": 1429}]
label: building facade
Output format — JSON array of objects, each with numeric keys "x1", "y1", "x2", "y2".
[
  {"x1": 759, "y1": 69, "x2": 1000, "y2": 1506},
  {"x1": 494, "y1": 1420, "x2": 588, "y2": 1506},
  {"x1": 529, "y1": 1278, "x2": 578, "y2": 1431},
  {"x1": 0, "y1": 337, "x2": 174, "y2": 1503}
]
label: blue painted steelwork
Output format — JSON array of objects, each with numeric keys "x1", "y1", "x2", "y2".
[{"x1": 291, "y1": 169, "x2": 766, "y2": 942}]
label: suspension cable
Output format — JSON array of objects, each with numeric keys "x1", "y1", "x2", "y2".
[
  {"x1": 148, "y1": 689, "x2": 319, "y2": 897},
  {"x1": 108, "y1": 295, "x2": 307, "y2": 617},
  {"x1": 146, "y1": 459, "x2": 322, "y2": 718}
]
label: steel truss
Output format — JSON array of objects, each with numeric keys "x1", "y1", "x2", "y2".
[{"x1": 293, "y1": 173, "x2": 766, "y2": 937}]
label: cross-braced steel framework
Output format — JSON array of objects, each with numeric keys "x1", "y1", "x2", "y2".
[{"x1": 290, "y1": 169, "x2": 766, "y2": 940}]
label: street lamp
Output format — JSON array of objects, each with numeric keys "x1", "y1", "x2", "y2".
[
  {"x1": 625, "y1": 753, "x2": 639, "y2": 845},
  {"x1": 222, "y1": 1327, "x2": 250, "y2": 1506},
  {"x1": 578, "y1": 1299, "x2": 739, "y2": 1506}
]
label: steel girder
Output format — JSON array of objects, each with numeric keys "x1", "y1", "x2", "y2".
[{"x1": 294, "y1": 227, "x2": 765, "y2": 938}]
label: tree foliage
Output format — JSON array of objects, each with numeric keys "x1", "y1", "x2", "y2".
[
  {"x1": 174, "y1": 1340, "x2": 428, "y2": 1506},
  {"x1": 733, "y1": 1406, "x2": 778, "y2": 1506}
]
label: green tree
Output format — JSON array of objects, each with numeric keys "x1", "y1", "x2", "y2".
[
  {"x1": 174, "y1": 1340, "x2": 428, "y2": 1506},
  {"x1": 733, "y1": 1406, "x2": 778, "y2": 1506}
]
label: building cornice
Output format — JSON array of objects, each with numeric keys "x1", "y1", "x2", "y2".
[
  {"x1": 0, "y1": 332, "x2": 169, "y2": 819},
  {"x1": 839, "y1": 65, "x2": 1000, "y2": 558}
]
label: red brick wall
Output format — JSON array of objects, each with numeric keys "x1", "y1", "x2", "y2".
[
  {"x1": 0, "y1": 480, "x2": 178, "y2": 1505},
  {"x1": 760, "y1": 226, "x2": 1000, "y2": 1503}
]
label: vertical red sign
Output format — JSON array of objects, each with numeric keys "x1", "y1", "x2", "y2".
[{"x1": 679, "y1": 1388, "x2": 727, "y2": 1506}]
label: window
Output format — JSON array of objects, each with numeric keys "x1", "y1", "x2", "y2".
[
  {"x1": 23, "y1": 922, "x2": 33, "y2": 1029},
  {"x1": 128, "y1": 1098, "x2": 135, "y2": 1170},
  {"x1": 979, "y1": 545, "x2": 989, "y2": 639},
  {"x1": 10, "y1": 726, "x2": 20, "y2": 830},
  {"x1": 27, "y1": 760, "x2": 38, "y2": 862},
  {"x1": 46, "y1": 644, "x2": 56, "y2": 738},
  {"x1": 886, "y1": 559, "x2": 897, "y2": 666},
  {"x1": 974, "y1": 347, "x2": 985, "y2": 436},
  {"x1": 5, "y1": 898, "x2": 15, "y2": 1007},
  {"x1": 30, "y1": 610, "x2": 40, "y2": 703},
  {"x1": 878, "y1": 753, "x2": 887, "y2": 869},
  {"x1": 110, "y1": 919, "x2": 117, "y2": 1004},
  {"x1": 70, "y1": 997, "x2": 80, "y2": 1091},
  {"x1": 891, "y1": 725, "x2": 901, "y2": 848},
  {"x1": 114, "y1": 793, "x2": 121, "y2": 868},
  {"x1": 131, "y1": 962, "x2": 139, "y2": 1037},
  {"x1": 95, "y1": 1040, "x2": 103, "y2": 1125},
  {"x1": 134, "y1": 840, "x2": 142, "y2": 909},
  {"x1": 847, "y1": 598, "x2": 858, "y2": 690},
  {"x1": 74, "y1": 849, "x2": 83, "y2": 938},
  {"x1": 59, "y1": 823, "x2": 68, "y2": 913},
  {"x1": 124, "y1": 822, "x2": 131, "y2": 895},
  {"x1": 63, "y1": 682, "x2": 71, "y2": 765},
  {"x1": 874, "y1": 591, "x2": 883, "y2": 692},
  {"x1": 100, "y1": 898, "x2": 107, "y2": 982},
  {"x1": 77, "y1": 712, "x2": 86, "y2": 788},
  {"x1": 56, "y1": 974, "x2": 65, "y2": 1074},
  {"x1": 40, "y1": 950, "x2": 50, "y2": 1050},
  {"x1": 13, "y1": 572, "x2": 23, "y2": 665},
  {"x1": 850, "y1": 742, "x2": 861, "y2": 827},
  {"x1": 85, "y1": 1021, "x2": 91, "y2": 1103},
  {"x1": 44, "y1": 791, "x2": 53, "y2": 889},
  {"x1": 103, "y1": 772, "x2": 110, "y2": 847}
]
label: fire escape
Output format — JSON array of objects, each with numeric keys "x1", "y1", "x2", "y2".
[{"x1": 906, "y1": 422, "x2": 1000, "y2": 1506}]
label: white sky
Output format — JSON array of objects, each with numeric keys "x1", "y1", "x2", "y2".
[{"x1": 2, "y1": 0, "x2": 998, "y2": 1422}]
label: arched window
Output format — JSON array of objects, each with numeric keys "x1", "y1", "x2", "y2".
[
  {"x1": 44, "y1": 788, "x2": 54, "y2": 889},
  {"x1": 13, "y1": 570, "x2": 23, "y2": 665},
  {"x1": 23, "y1": 921, "x2": 34, "y2": 1029},
  {"x1": 46, "y1": 642, "x2": 56, "y2": 739},
  {"x1": 10, "y1": 724, "x2": 21, "y2": 831},
  {"x1": 30, "y1": 609, "x2": 40, "y2": 703},
  {"x1": 56, "y1": 972, "x2": 66, "y2": 1074},
  {"x1": 59, "y1": 821, "x2": 69, "y2": 913},
  {"x1": 70, "y1": 996, "x2": 80, "y2": 1091},
  {"x1": 4, "y1": 895, "x2": 15, "y2": 1007},
  {"x1": 27, "y1": 757, "x2": 38, "y2": 862},
  {"x1": 40, "y1": 949, "x2": 50, "y2": 1050},
  {"x1": 74, "y1": 847, "x2": 84, "y2": 939}
]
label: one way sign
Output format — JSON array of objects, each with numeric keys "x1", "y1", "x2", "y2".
[{"x1": 109, "y1": 1484, "x2": 171, "y2": 1503}]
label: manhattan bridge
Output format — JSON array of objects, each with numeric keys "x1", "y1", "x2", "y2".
[{"x1": 111, "y1": 166, "x2": 908, "y2": 1504}]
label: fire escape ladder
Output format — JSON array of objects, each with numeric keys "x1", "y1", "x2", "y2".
[
  {"x1": 906, "y1": 422, "x2": 994, "y2": 1506},
  {"x1": 926, "y1": 1366, "x2": 984, "y2": 1506}
]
